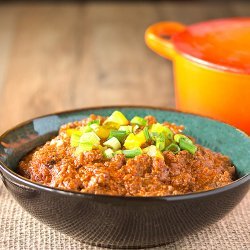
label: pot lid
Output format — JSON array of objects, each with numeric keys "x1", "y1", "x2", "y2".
[{"x1": 172, "y1": 18, "x2": 250, "y2": 74}]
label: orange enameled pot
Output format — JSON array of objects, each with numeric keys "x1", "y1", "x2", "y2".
[{"x1": 145, "y1": 18, "x2": 250, "y2": 134}]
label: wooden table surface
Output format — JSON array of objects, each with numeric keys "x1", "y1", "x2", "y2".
[{"x1": 0, "y1": 1, "x2": 249, "y2": 134}]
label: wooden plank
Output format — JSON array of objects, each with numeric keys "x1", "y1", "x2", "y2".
[
  {"x1": 0, "y1": 4, "x2": 80, "y2": 133},
  {"x1": 71, "y1": 2, "x2": 172, "y2": 108},
  {"x1": 0, "y1": 2, "x2": 171, "y2": 134},
  {"x1": 155, "y1": 1, "x2": 235, "y2": 24},
  {"x1": 231, "y1": 1, "x2": 250, "y2": 16},
  {"x1": 0, "y1": 6, "x2": 19, "y2": 95}
]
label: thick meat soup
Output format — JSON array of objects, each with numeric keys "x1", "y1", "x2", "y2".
[{"x1": 18, "y1": 111, "x2": 235, "y2": 196}]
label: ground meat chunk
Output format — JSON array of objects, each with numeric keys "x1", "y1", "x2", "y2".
[
  {"x1": 144, "y1": 115, "x2": 157, "y2": 125},
  {"x1": 107, "y1": 154, "x2": 126, "y2": 170},
  {"x1": 125, "y1": 154, "x2": 152, "y2": 177},
  {"x1": 77, "y1": 150, "x2": 103, "y2": 165},
  {"x1": 163, "y1": 122, "x2": 184, "y2": 134}
]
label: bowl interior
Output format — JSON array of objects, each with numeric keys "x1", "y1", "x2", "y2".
[{"x1": 0, "y1": 107, "x2": 249, "y2": 178}]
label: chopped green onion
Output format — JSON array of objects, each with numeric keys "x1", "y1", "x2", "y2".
[
  {"x1": 115, "y1": 150, "x2": 123, "y2": 155},
  {"x1": 165, "y1": 138, "x2": 172, "y2": 147},
  {"x1": 75, "y1": 142, "x2": 93, "y2": 154},
  {"x1": 143, "y1": 145, "x2": 155, "y2": 155},
  {"x1": 143, "y1": 127, "x2": 150, "y2": 141},
  {"x1": 130, "y1": 116, "x2": 147, "y2": 126},
  {"x1": 80, "y1": 132, "x2": 100, "y2": 146},
  {"x1": 88, "y1": 119, "x2": 101, "y2": 126},
  {"x1": 150, "y1": 132, "x2": 159, "y2": 141},
  {"x1": 150, "y1": 123, "x2": 164, "y2": 133},
  {"x1": 133, "y1": 125, "x2": 140, "y2": 133},
  {"x1": 108, "y1": 130, "x2": 127, "y2": 143},
  {"x1": 165, "y1": 143, "x2": 180, "y2": 154},
  {"x1": 89, "y1": 123, "x2": 99, "y2": 130},
  {"x1": 151, "y1": 123, "x2": 173, "y2": 140},
  {"x1": 174, "y1": 134, "x2": 192, "y2": 144},
  {"x1": 119, "y1": 125, "x2": 132, "y2": 134},
  {"x1": 123, "y1": 148, "x2": 142, "y2": 158},
  {"x1": 103, "y1": 137, "x2": 121, "y2": 150},
  {"x1": 179, "y1": 138, "x2": 197, "y2": 154},
  {"x1": 156, "y1": 132, "x2": 165, "y2": 151},
  {"x1": 143, "y1": 145, "x2": 163, "y2": 158},
  {"x1": 163, "y1": 126, "x2": 174, "y2": 140},
  {"x1": 70, "y1": 134, "x2": 81, "y2": 147},
  {"x1": 69, "y1": 111, "x2": 196, "y2": 158},
  {"x1": 80, "y1": 126, "x2": 93, "y2": 133},
  {"x1": 103, "y1": 148, "x2": 114, "y2": 159}
]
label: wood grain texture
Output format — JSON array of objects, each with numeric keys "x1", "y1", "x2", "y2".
[
  {"x1": 0, "y1": 1, "x2": 249, "y2": 134},
  {"x1": 0, "y1": 6, "x2": 19, "y2": 94}
]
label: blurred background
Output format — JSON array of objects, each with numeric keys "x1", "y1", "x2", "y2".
[{"x1": 0, "y1": 0, "x2": 249, "y2": 134}]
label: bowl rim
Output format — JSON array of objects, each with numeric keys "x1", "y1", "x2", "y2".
[{"x1": 0, "y1": 105, "x2": 249, "y2": 202}]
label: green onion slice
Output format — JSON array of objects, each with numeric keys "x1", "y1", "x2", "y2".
[
  {"x1": 122, "y1": 148, "x2": 142, "y2": 158},
  {"x1": 163, "y1": 126, "x2": 174, "y2": 140},
  {"x1": 143, "y1": 127, "x2": 150, "y2": 141},
  {"x1": 133, "y1": 125, "x2": 140, "y2": 133},
  {"x1": 156, "y1": 132, "x2": 165, "y2": 151},
  {"x1": 89, "y1": 123, "x2": 99, "y2": 130},
  {"x1": 143, "y1": 145, "x2": 162, "y2": 158},
  {"x1": 80, "y1": 132, "x2": 100, "y2": 146},
  {"x1": 103, "y1": 148, "x2": 114, "y2": 159},
  {"x1": 130, "y1": 116, "x2": 147, "y2": 126},
  {"x1": 75, "y1": 142, "x2": 93, "y2": 154},
  {"x1": 150, "y1": 132, "x2": 159, "y2": 141},
  {"x1": 70, "y1": 134, "x2": 81, "y2": 147},
  {"x1": 88, "y1": 119, "x2": 101, "y2": 126},
  {"x1": 151, "y1": 123, "x2": 173, "y2": 140},
  {"x1": 108, "y1": 130, "x2": 127, "y2": 143},
  {"x1": 174, "y1": 134, "x2": 192, "y2": 144},
  {"x1": 119, "y1": 125, "x2": 132, "y2": 134},
  {"x1": 80, "y1": 126, "x2": 93, "y2": 133},
  {"x1": 165, "y1": 138, "x2": 172, "y2": 147},
  {"x1": 179, "y1": 138, "x2": 197, "y2": 154},
  {"x1": 103, "y1": 137, "x2": 121, "y2": 150},
  {"x1": 115, "y1": 150, "x2": 123, "y2": 155},
  {"x1": 165, "y1": 143, "x2": 180, "y2": 154}
]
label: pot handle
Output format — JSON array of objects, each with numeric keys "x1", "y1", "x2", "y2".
[{"x1": 145, "y1": 22, "x2": 186, "y2": 60}]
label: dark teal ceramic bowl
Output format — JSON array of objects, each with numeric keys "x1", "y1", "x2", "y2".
[{"x1": 0, "y1": 107, "x2": 249, "y2": 249}]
